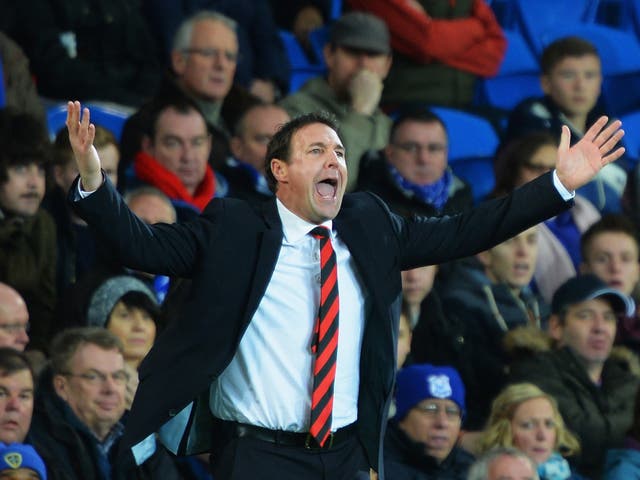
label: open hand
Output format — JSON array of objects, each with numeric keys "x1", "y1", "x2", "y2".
[
  {"x1": 66, "y1": 101, "x2": 103, "y2": 191},
  {"x1": 556, "y1": 116, "x2": 625, "y2": 192}
]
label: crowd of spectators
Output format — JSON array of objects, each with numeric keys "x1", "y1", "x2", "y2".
[{"x1": 2, "y1": 1, "x2": 640, "y2": 479}]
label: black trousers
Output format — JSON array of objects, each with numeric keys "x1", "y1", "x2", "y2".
[{"x1": 210, "y1": 427, "x2": 370, "y2": 479}]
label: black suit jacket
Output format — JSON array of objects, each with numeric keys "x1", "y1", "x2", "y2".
[{"x1": 71, "y1": 172, "x2": 570, "y2": 475}]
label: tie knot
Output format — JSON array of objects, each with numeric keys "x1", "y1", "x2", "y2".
[{"x1": 310, "y1": 226, "x2": 330, "y2": 239}]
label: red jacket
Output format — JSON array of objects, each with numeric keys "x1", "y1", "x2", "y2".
[{"x1": 348, "y1": 0, "x2": 506, "y2": 77}]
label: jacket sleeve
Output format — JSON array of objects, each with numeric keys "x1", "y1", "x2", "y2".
[{"x1": 348, "y1": 0, "x2": 506, "y2": 77}]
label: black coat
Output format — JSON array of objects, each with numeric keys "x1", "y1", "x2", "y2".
[
  {"x1": 384, "y1": 421, "x2": 474, "y2": 480},
  {"x1": 70, "y1": 171, "x2": 569, "y2": 476}
]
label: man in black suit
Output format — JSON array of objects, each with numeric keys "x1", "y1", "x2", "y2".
[{"x1": 65, "y1": 101, "x2": 624, "y2": 480}]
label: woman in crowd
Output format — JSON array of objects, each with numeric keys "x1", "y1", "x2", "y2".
[
  {"x1": 86, "y1": 275, "x2": 160, "y2": 407},
  {"x1": 479, "y1": 382, "x2": 583, "y2": 480}
]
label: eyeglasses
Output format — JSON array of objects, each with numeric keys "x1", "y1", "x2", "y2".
[
  {"x1": 182, "y1": 47, "x2": 239, "y2": 63},
  {"x1": 414, "y1": 401, "x2": 461, "y2": 419},
  {"x1": 61, "y1": 369, "x2": 130, "y2": 386},
  {"x1": 0, "y1": 323, "x2": 29, "y2": 334},
  {"x1": 392, "y1": 142, "x2": 447, "y2": 156}
]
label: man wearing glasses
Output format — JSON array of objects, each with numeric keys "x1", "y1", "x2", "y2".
[
  {"x1": 358, "y1": 110, "x2": 473, "y2": 218},
  {"x1": 28, "y1": 327, "x2": 181, "y2": 480},
  {"x1": 384, "y1": 364, "x2": 473, "y2": 480}
]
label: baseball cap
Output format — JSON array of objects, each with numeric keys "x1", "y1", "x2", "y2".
[
  {"x1": 329, "y1": 12, "x2": 391, "y2": 55},
  {"x1": 551, "y1": 274, "x2": 635, "y2": 317},
  {"x1": 395, "y1": 364, "x2": 465, "y2": 420}
]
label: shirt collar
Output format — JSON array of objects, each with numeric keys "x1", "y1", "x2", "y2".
[{"x1": 276, "y1": 198, "x2": 333, "y2": 244}]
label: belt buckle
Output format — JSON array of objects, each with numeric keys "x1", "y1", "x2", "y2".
[{"x1": 304, "y1": 432, "x2": 334, "y2": 450}]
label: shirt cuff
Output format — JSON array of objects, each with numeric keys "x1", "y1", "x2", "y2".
[
  {"x1": 552, "y1": 170, "x2": 575, "y2": 201},
  {"x1": 74, "y1": 173, "x2": 103, "y2": 199}
]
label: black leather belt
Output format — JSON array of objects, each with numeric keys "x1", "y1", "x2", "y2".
[{"x1": 223, "y1": 421, "x2": 356, "y2": 450}]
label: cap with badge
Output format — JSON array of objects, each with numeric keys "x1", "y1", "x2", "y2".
[
  {"x1": 394, "y1": 363, "x2": 466, "y2": 420},
  {"x1": 551, "y1": 274, "x2": 635, "y2": 317},
  {"x1": 0, "y1": 443, "x2": 47, "y2": 479},
  {"x1": 329, "y1": 12, "x2": 391, "y2": 55}
]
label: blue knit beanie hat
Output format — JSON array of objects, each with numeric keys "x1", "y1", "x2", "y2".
[
  {"x1": 0, "y1": 443, "x2": 47, "y2": 479},
  {"x1": 395, "y1": 364, "x2": 466, "y2": 420}
]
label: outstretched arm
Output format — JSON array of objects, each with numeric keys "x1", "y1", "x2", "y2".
[
  {"x1": 66, "y1": 100, "x2": 103, "y2": 192},
  {"x1": 556, "y1": 116, "x2": 625, "y2": 192}
]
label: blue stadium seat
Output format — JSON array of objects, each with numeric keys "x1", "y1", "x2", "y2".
[
  {"x1": 47, "y1": 103, "x2": 130, "y2": 141},
  {"x1": 511, "y1": 0, "x2": 601, "y2": 52},
  {"x1": 597, "y1": 0, "x2": 640, "y2": 40},
  {"x1": 278, "y1": 30, "x2": 325, "y2": 93},
  {"x1": 620, "y1": 110, "x2": 640, "y2": 166},
  {"x1": 475, "y1": 30, "x2": 543, "y2": 111},
  {"x1": 430, "y1": 107, "x2": 499, "y2": 202}
]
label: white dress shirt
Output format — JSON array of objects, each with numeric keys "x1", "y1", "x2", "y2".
[{"x1": 209, "y1": 199, "x2": 367, "y2": 432}]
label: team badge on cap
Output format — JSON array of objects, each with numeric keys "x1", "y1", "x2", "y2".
[{"x1": 427, "y1": 374, "x2": 452, "y2": 398}]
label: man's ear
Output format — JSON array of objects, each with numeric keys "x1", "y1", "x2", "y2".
[
  {"x1": 53, "y1": 374, "x2": 69, "y2": 401},
  {"x1": 548, "y1": 314, "x2": 564, "y2": 342},
  {"x1": 579, "y1": 262, "x2": 591, "y2": 274},
  {"x1": 476, "y1": 250, "x2": 492, "y2": 269},
  {"x1": 171, "y1": 50, "x2": 187, "y2": 76},
  {"x1": 141, "y1": 136, "x2": 154, "y2": 155},
  {"x1": 270, "y1": 159, "x2": 288, "y2": 184},
  {"x1": 230, "y1": 136, "x2": 243, "y2": 160},
  {"x1": 540, "y1": 74, "x2": 551, "y2": 95}
]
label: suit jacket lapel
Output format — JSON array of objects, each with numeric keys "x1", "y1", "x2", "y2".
[
  {"x1": 244, "y1": 199, "x2": 283, "y2": 323},
  {"x1": 334, "y1": 214, "x2": 384, "y2": 310}
]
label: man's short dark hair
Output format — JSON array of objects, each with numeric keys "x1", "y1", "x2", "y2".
[
  {"x1": 389, "y1": 109, "x2": 448, "y2": 145},
  {"x1": 264, "y1": 111, "x2": 340, "y2": 193},
  {"x1": 541, "y1": 36, "x2": 600, "y2": 75},
  {"x1": 50, "y1": 327, "x2": 124, "y2": 376},
  {"x1": 0, "y1": 348, "x2": 33, "y2": 380},
  {"x1": 581, "y1": 214, "x2": 640, "y2": 260},
  {"x1": 145, "y1": 95, "x2": 207, "y2": 140},
  {"x1": 0, "y1": 109, "x2": 50, "y2": 184}
]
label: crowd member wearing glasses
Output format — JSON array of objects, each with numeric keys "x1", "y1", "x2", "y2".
[
  {"x1": 384, "y1": 364, "x2": 474, "y2": 480},
  {"x1": 357, "y1": 110, "x2": 472, "y2": 219},
  {"x1": 28, "y1": 328, "x2": 180, "y2": 480}
]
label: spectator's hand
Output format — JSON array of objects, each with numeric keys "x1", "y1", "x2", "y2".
[
  {"x1": 556, "y1": 116, "x2": 625, "y2": 192},
  {"x1": 349, "y1": 69, "x2": 383, "y2": 115},
  {"x1": 66, "y1": 101, "x2": 103, "y2": 191}
]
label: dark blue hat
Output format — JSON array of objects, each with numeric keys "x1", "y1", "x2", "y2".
[
  {"x1": 551, "y1": 274, "x2": 635, "y2": 317},
  {"x1": 0, "y1": 443, "x2": 47, "y2": 479},
  {"x1": 395, "y1": 364, "x2": 465, "y2": 420}
]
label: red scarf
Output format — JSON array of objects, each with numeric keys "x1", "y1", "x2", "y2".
[{"x1": 134, "y1": 151, "x2": 215, "y2": 212}]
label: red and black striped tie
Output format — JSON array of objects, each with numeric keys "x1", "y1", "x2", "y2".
[{"x1": 309, "y1": 226, "x2": 339, "y2": 447}]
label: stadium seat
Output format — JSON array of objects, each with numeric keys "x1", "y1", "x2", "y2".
[
  {"x1": 430, "y1": 107, "x2": 499, "y2": 202},
  {"x1": 620, "y1": 110, "x2": 640, "y2": 166},
  {"x1": 47, "y1": 103, "x2": 130, "y2": 141},
  {"x1": 278, "y1": 30, "x2": 325, "y2": 93},
  {"x1": 596, "y1": 0, "x2": 640, "y2": 32},
  {"x1": 475, "y1": 30, "x2": 543, "y2": 111}
]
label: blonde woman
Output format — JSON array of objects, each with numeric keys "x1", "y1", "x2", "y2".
[{"x1": 479, "y1": 383, "x2": 583, "y2": 480}]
